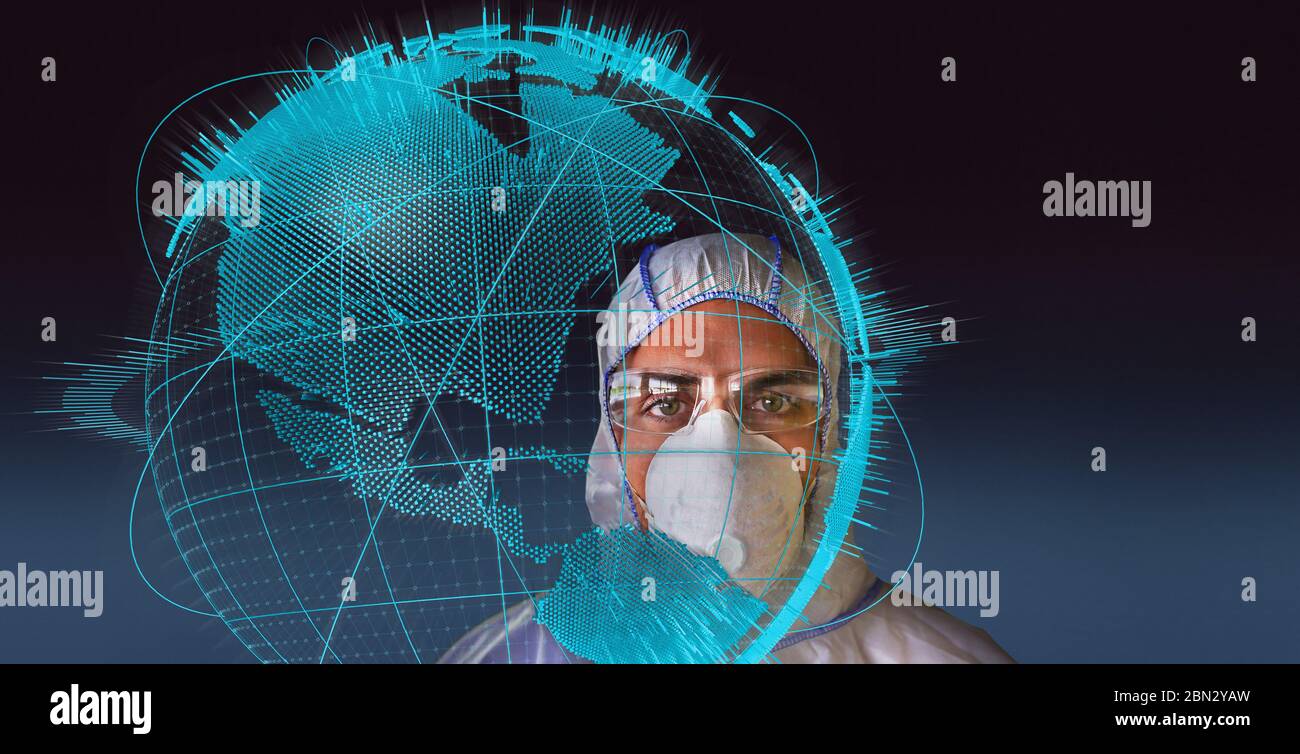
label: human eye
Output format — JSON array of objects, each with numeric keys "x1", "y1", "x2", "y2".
[
  {"x1": 734, "y1": 371, "x2": 820, "y2": 428},
  {"x1": 644, "y1": 393, "x2": 687, "y2": 418},
  {"x1": 610, "y1": 372, "x2": 696, "y2": 430},
  {"x1": 745, "y1": 390, "x2": 798, "y2": 414}
]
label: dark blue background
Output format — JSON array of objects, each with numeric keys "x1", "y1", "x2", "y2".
[{"x1": 1, "y1": 1, "x2": 1296, "y2": 662}]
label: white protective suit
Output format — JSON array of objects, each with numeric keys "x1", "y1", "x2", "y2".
[{"x1": 439, "y1": 233, "x2": 1013, "y2": 664}]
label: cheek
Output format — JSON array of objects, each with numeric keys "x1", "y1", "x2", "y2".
[
  {"x1": 624, "y1": 452, "x2": 651, "y2": 499},
  {"x1": 774, "y1": 429, "x2": 819, "y2": 484},
  {"x1": 614, "y1": 429, "x2": 656, "y2": 499}
]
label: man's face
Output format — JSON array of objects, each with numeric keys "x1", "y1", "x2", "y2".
[{"x1": 610, "y1": 299, "x2": 822, "y2": 526}]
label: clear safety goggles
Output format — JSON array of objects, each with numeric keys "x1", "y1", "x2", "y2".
[{"x1": 606, "y1": 367, "x2": 824, "y2": 435}]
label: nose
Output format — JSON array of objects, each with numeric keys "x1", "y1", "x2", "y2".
[{"x1": 698, "y1": 394, "x2": 728, "y2": 414}]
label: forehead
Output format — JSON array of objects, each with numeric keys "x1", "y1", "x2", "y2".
[{"x1": 623, "y1": 299, "x2": 816, "y2": 374}]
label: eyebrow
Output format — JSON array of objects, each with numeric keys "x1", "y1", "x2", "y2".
[
  {"x1": 739, "y1": 371, "x2": 819, "y2": 391},
  {"x1": 607, "y1": 371, "x2": 700, "y2": 393},
  {"x1": 611, "y1": 370, "x2": 817, "y2": 389}
]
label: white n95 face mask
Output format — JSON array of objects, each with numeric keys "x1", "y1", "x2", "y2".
[{"x1": 642, "y1": 409, "x2": 808, "y2": 596}]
